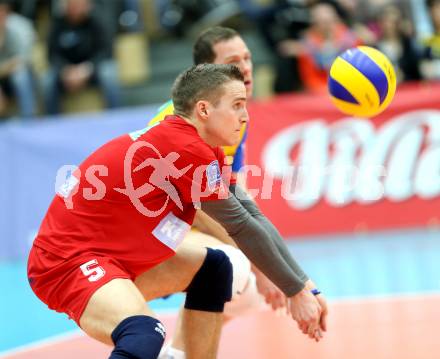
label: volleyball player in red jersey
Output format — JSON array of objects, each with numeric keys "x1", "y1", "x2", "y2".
[{"x1": 28, "y1": 64, "x2": 324, "y2": 359}]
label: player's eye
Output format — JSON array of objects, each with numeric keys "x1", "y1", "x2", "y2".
[{"x1": 227, "y1": 59, "x2": 240, "y2": 66}]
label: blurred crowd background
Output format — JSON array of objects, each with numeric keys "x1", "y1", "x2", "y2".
[{"x1": 0, "y1": 0, "x2": 440, "y2": 120}]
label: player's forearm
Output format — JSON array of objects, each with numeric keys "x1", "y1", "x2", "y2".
[
  {"x1": 200, "y1": 195, "x2": 305, "y2": 296},
  {"x1": 230, "y1": 184, "x2": 309, "y2": 282},
  {"x1": 255, "y1": 213, "x2": 308, "y2": 282}
]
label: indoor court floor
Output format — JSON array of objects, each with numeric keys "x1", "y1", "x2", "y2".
[{"x1": 1, "y1": 228, "x2": 439, "y2": 359}]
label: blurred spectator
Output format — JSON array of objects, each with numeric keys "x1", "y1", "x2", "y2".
[
  {"x1": 238, "y1": 0, "x2": 367, "y2": 93},
  {"x1": 12, "y1": 0, "x2": 52, "y2": 22},
  {"x1": 94, "y1": 0, "x2": 143, "y2": 40},
  {"x1": 374, "y1": 3, "x2": 421, "y2": 83},
  {"x1": 278, "y1": 1, "x2": 360, "y2": 93},
  {"x1": 43, "y1": 0, "x2": 121, "y2": 115},
  {"x1": 157, "y1": 0, "x2": 238, "y2": 38},
  {"x1": 237, "y1": 0, "x2": 311, "y2": 93},
  {"x1": 420, "y1": 0, "x2": 440, "y2": 79},
  {"x1": 118, "y1": 0, "x2": 143, "y2": 33},
  {"x1": 325, "y1": 0, "x2": 376, "y2": 45},
  {"x1": 0, "y1": 0, "x2": 37, "y2": 119}
]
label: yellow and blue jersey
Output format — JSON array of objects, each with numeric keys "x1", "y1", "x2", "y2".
[
  {"x1": 148, "y1": 100, "x2": 247, "y2": 172},
  {"x1": 423, "y1": 34, "x2": 440, "y2": 59}
]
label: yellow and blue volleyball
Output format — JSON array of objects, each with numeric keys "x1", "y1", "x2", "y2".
[{"x1": 328, "y1": 46, "x2": 396, "y2": 118}]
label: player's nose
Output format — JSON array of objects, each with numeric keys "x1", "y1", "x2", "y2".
[
  {"x1": 240, "y1": 109, "x2": 249, "y2": 123},
  {"x1": 236, "y1": 59, "x2": 248, "y2": 76}
]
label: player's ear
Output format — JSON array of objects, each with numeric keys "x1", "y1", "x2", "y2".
[{"x1": 195, "y1": 100, "x2": 209, "y2": 120}]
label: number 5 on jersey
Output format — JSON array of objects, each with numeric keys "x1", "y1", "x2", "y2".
[{"x1": 80, "y1": 259, "x2": 106, "y2": 282}]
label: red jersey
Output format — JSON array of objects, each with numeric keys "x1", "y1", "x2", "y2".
[{"x1": 34, "y1": 116, "x2": 229, "y2": 277}]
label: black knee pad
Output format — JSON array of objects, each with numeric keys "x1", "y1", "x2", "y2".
[
  {"x1": 110, "y1": 315, "x2": 165, "y2": 359},
  {"x1": 184, "y1": 247, "x2": 233, "y2": 312}
]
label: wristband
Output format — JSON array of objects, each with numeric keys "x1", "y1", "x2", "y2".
[{"x1": 310, "y1": 288, "x2": 321, "y2": 296}]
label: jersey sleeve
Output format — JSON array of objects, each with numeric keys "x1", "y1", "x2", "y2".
[{"x1": 172, "y1": 143, "x2": 227, "y2": 204}]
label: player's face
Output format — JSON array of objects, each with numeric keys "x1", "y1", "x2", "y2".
[
  {"x1": 205, "y1": 80, "x2": 248, "y2": 147},
  {"x1": 212, "y1": 36, "x2": 253, "y2": 99}
]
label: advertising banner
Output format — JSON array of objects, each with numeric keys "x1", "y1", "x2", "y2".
[{"x1": 246, "y1": 82, "x2": 440, "y2": 236}]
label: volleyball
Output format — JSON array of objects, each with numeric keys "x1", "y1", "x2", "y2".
[{"x1": 328, "y1": 46, "x2": 396, "y2": 118}]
